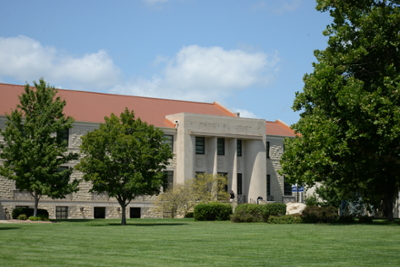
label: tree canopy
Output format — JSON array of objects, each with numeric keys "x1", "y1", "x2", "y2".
[
  {"x1": 280, "y1": 0, "x2": 400, "y2": 220},
  {"x1": 76, "y1": 108, "x2": 173, "y2": 225},
  {"x1": 0, "y1": 79, "x2": 79, "y2": 216}
]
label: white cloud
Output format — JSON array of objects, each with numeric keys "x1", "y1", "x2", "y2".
[
  {"x1": 110, "y1": 45, "x2": 280, "y2": 102},
  {"x1": 0, "y1": 36, "x2": 121, "y2": 90},
  {"x1": 231, "y1": 108, "x2": 260, "y2": 119}
]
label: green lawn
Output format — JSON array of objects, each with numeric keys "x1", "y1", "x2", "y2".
[{"x1": 1, "y1": 219, "x2": 400, "y2": 267}]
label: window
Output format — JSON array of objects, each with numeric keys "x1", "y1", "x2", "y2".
[
  {"x1": 266, "y1": 141, "x2": 270, "y2": 158},
  {"x1": 164, "y1": 135, "x2": 173, "y2": 152},
  {"x1": 57, "y1": 128, "x2": 69, "y2": 146},
  {"x1": 217, "y1": 138, "x2": 225, "y2": 155},
  {"x1": 163, "y1": 171, "x2": 174, "y2": 190},
  {"x1": 267, "y1": 175, "x2": 271, "y2": 196},
  {"x1": 237, "y1": 173, "x2": 242, "y2": 195},
  {"x1": 195, "y1": 137, "x2": 205, "y2": 154},
  {"x1": 56, "y1": 206, "x2": 68, "y2": 219},
  {"x1": 237, "y1": 140, "x2": 242, "y2": 157},
  {"x1": 94, "y1": 207, "x2": 106, "y2": 219},
  {"x1": 284, "y1": 178, "x2": 292, "y2": 196}
]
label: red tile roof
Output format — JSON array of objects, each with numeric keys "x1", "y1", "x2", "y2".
[
  {"x1": 0, "y1": 83, "x2": 236, "y2": 127},
  {"x1": 0, "y1": 83, "x2": 296, "y2": 137},
  {"x1": 266, "y1": 120, "x2": 296, "y2": 137}
]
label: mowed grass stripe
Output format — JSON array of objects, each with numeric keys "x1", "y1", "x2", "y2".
[{"x1": 0, "y1": 219, "x2": 400, "y2": 266}]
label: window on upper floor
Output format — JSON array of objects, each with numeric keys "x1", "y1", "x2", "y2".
[
  {"x1": 163, "y1": 135, "x2": 173, "y2": 152},
  {"x1": 266, "y1": 141, "x2": 270, "y2": 158},
  {"x1": 195, "y1": 137, "x2": 205, "y2": 154},
  {"x1": 237, "y1": 139, "x2": 242, "y2": 157},
  {"x1": 217, "y1": 138, "x2": 225, "y2": 155},
  {"x1": 57, "y1": 128, "x2": 69, "y2": 147}
]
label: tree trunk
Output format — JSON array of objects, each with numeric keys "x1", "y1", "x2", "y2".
[
  {"x1": 119, "y1": 202, "x2": 127, "y2": 225},
  {"x1": 33, "y1": 193, "x2": 40, "y2": 217},
  {"x1": 384, "y1": 195, "x2": 394, "y2": 222}
]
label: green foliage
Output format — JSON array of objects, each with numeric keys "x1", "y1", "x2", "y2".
[
  {"x1": 231, "y1": 203, "x2": 286, "y2": 223},
  {"x1": 28, "y1": 215, "x2": 49, "y2": 221},
  {"x1": 302, "y1": 205, "x2": 338, "y2": 223},
  {"x1": 184, "y1": 212, "x2": 194, "y2": 218},
  {"x1": 76, "y1": 108, "x2": 173, "y2": 225},
  {"x1": 305, "y1": 195, "x2": 319, "y2": 207},
  {"x1": 152, "y1": 173, "x2": 229, "y2": 218},
  {"x1": 358, "y1": 215, "x2": 373, "y2": 224},
  {"x1": 268, "y1": 215, "x2": 303, "y2": 224},
  {"x1": 337, "y1": 215, "x2": 355, "y2": 224},
  {"x1": 280, "y1": 0, "x2": 400, "y2": 221},
  {"x1": 0, "y1": 79, "x2": 79, "y2": 216},
  {"x1": 12, "y1": 207, "x2": 49, "y2": 219},
  {"x1": 17, "y1": 214, "x2": 27, "y2": 220},
  {"x1": 193, "y1": 202, "x2": 232, "y2": 221},
  {"x1": 231, "y1": 204, "x2": 266, "y2": 222},
  {"x1": 266, "y1": 203, "x2": 287, "y2": 216}
]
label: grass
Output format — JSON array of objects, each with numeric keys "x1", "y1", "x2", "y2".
[{"x1": 1, "y1": 219, "x2": 400, "y2": 267}]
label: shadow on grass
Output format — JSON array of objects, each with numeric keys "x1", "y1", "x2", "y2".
[{"x1": 0, "y1": 226, "x2": 21, "y2": 230}]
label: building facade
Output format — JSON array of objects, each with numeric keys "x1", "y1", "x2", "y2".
[{"x1": 0, "y1": 83, "x2": 295, "y2": 220}]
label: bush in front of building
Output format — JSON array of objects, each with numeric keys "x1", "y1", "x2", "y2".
[
  {"x1": 268, "y1": 215, "x2": 303, "y2": 224},
  {"x1": 12, "y1": 207, "x2": 49, "y2": 219},
  {"x1": 194, "y1": 202, "x2": 232, "y2": 221},
  {"x1": 17, "y1": 214, "x2": 28, "y2": 220},
  {"x1": 301, "y1": 205, "x2": 338, "y2": 223},
  {"x1": 231, "y1": 203, "x2": 287, "y2": 223},
  {"x1": 231, "y1": 204, "x2": 267, "y2": 222},
  {"x1": 265, "y1": 203, "x2": 287, "y2": 216},
  {"x1": 28, "y1": 215, "x2": 50, "y2": 221}
]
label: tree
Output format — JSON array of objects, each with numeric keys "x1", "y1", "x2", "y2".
[
  {"x1": 0, "y1": 79, "x2": 79, "y2": 217},
  {"x1": 76, "y1": 108, "x2": 173, "y2": 225},
  {"x1": 152, "y1": 173, "x2": 230, "y2": 218},
  {"x1": 280, "y1": 0, "x2": 400, "y2": 220}
]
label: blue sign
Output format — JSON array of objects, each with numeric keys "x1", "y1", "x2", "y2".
[{"x1": 292, "y1": 186, "x2": 304, "y2": 192}]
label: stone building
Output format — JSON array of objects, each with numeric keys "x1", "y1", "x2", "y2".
[{"x1": 0, "y1": 83, "x2": 295, "y2": 220}]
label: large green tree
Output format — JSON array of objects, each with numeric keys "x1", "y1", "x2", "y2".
[
  {"x1": 0, "y1": 79, "x2": 79, "y2": 217},
  {"x1": 76, "y1": 108, "x2": 173, "y2": 225},
  {"x1": 280, "y1": 0, "x2": 400, "y2": 220}
]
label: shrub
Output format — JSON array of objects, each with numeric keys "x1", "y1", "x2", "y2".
[
  {"x1": 268, "y1": 215, "x2": 303, "y2": 224},
  {"x1": 194, "y1": 202, "x2": 232, "y2": 221},
  {"x1": 231, "y1": 204, "x2": 266, "y2": 222},
  {"x1": 12, "y1": 208, "x2": 49, "y2": 219},
  {"x1": 29, "y1": 216, "x2": 39, "y2": 221},
  {"x1": 231, "y1": 203, "x2": 287, "y2": 223},
  {"x1": 17, "y1": 214, "x2": 27, "y2": 220},
  {"x1": 184, "y1": 212, "x2": 194, "y2": 218},
  {"x1": 358, "y1": 215, "x2": 373, "y2": 224},
  {"x1": 265, "y1": 203, "x2": 287, "y2": 216},
  {"x1": 302, "y1": 205, "x2": 338, "y2": 223},
  {"x1": 336, "y1": 215, "x2": 355, "y2": 224}
]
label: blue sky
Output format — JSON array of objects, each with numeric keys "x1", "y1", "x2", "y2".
[{"x1": 0, "y1": 0, "x2": 332, "y2": 126}]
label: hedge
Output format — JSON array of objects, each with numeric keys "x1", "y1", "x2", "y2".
[
  {"x1": 231, "y1": 203, "x2": 287, "y2": 223},
  {"x1": 12, "y1": 207, "x2": 49, "y2": 219},
  {"x1": 194, "y1": 202, "x2": 232, "y2": 221}
]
